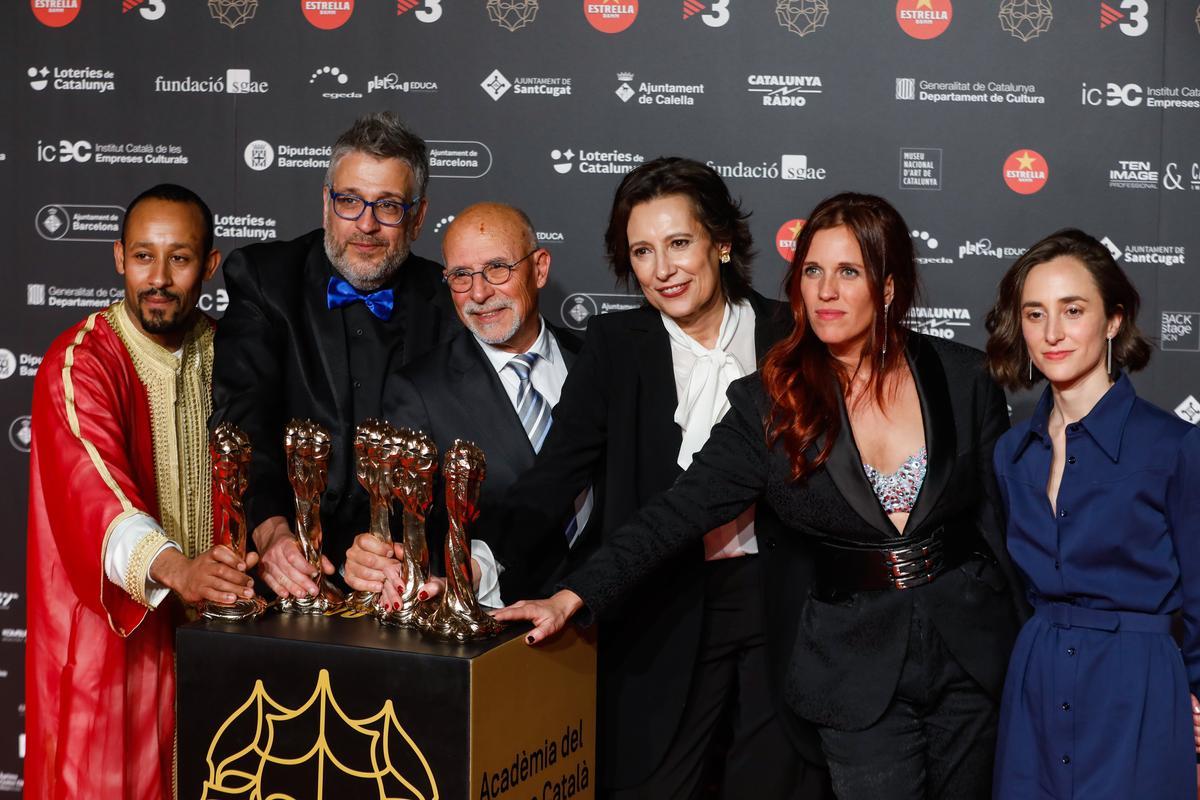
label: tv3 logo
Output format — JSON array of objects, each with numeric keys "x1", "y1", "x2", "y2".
[
  {"x1": 682, "y1": 0, "x2": 730, "y2": 27},
  {"x1": 396, "y1": 0, "x2": 443, "y2": 22},
  {"x1": 1100, "y1": 0, "x2": 1148, "y2": 36},
  {"x1": 123, "y1": 0, "x2": 166, "y2": 21}
]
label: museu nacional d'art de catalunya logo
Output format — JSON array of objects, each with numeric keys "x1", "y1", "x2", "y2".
[
  {"x1": 897, "y1": 0, "x2": 952, "y2": 39},
  {"x1": 1003, "y1": 149, "x2": 1048, "y2": 194}
]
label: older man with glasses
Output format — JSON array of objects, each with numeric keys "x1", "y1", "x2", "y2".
[
  {"x1": 343, "y1": 202, "x2": 589, "y2": 608},
  {"x1": 211, "y1": 111, "x2": 459, "y2": 599}
]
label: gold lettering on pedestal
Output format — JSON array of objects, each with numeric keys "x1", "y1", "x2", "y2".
[{"x1": 202, "y1": 668, "x2": 439, "y2": 800}]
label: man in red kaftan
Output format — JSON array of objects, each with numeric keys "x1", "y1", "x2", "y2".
[{"x1": 26, "y1": 185, "x2": 261, "y2": 800}]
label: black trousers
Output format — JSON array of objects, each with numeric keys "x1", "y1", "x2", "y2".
[
  {"x1": 607, "y1": 556, "x2": 833, "y2": 800},
  {"x1": 816, "y1": 601, "x2": 997, "y2": 800}
]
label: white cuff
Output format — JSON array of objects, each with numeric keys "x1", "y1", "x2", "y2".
[
  {"x1": 470, "y1": 539, "x2": 504, "y2": 608},
  {"x1": 105, "y1": 513, "x2": 181, "y2": 609}
]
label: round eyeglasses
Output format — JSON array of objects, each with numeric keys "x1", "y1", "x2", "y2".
[
  {"x1": 443, "y1": 249, "x2": 540, "y2": 293},
  {"x1": 327, "y1": 187, "x2": 420, "y2": 227}
]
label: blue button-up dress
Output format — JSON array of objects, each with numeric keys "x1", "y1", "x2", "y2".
[{"x1": 993, "y1": 374, "x2": 1200, "y2": 799}]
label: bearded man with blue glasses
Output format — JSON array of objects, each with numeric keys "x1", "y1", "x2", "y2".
[{"x1": 212, "y1": 111, "x2": 459, "y2": 599}]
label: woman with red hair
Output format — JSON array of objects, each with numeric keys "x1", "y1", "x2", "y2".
[{"x1": 498, "y1": 192, "x2": 1026, "y2": 799}]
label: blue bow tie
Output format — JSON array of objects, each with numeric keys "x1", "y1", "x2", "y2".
[{"x1": 326, "y1": 277, "x2": 394, "y2": 321}]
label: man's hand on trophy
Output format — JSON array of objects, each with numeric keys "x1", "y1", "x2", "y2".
[
  {"x1": 150, "y1": 545, "x2": 259, "y2": 605},
  {"x1": 345, "y1": 532, "x2": 404, "y2": 594},
  {"x1": 252, "y1": 514, "x2": 333, "y2": 599},
  {"x1": 491, "y1": 589, "x2": 584, "y2": 645}
]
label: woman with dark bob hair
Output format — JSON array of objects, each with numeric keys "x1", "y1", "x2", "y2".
[
  {"x1": 984, "y1": 228, "x2": 1200, "y2": 799},
  {"x1": 498, "y1": 192, "x2": 1027, "y2": 799},
  {"x1": 488, "y1": 157, "x2": 831, "y2": 798}
]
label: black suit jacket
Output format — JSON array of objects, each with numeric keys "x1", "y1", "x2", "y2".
[
  {"x1": 211, "y1": 228, "x2": 459, "y2": 564},
  {"x1": 381, "y1": 322, "x2": 582, "y2": 572},
  {"x1": 484, "y1": 291, "x2": 806, "y2": 788},
  {"x1": 563, "y1": 333, "x2": 1027, "y2": 735}
]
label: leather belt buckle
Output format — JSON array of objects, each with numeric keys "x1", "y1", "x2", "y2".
[{"x1": 883, "y1": 537, "x2": 944, "y2": 589}]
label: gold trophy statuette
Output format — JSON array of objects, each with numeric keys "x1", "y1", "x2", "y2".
[
  {"x1": 201, "y1": 423, "x2": 268, "y2": 621},
  {"x1": 279, "y1": 419, "x2": 345, "y2": 615},
  {"x1": 425, "y1": 439, "x2": 503, "y2": 641},
  {"x1": 379, "y1": 428, "x2": 437, "y2": 628},
  {"x1": 346, "y1": 420, "x2": 403, "y2": 614}
]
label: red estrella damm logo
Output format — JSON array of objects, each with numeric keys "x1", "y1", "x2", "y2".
[
  {"x1": 896, "y1": 0, "x2": 952, "y2": 39},
  {"x1": 302, "y1": 0, "x2": 353, "y2": 29},
  {"x1": 1003, "y1": 149, "x2": 1048, "y2": 195},
  {"x1": 776, "y1": 219, "x2": 806, "y2": 263},
  {"x1": 585, "y1": 0, "x2": 638, "y2": 33},
  {"x1": 31, "y1": 0, "x2": 81, "y2": 27}
]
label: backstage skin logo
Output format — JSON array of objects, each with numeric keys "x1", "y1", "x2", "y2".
[
  {"x1": 776, "y1": 219, "x2": 805, "y2": 263},
  {"x1": 776, "y1": 0, "x2": 829, "y2": 37},
  {"x1": 1003, "y1": 149, "x2": 1048, "y2": 194},
  {"x1": 32, "y1": 0, "x2": 81, "y2": 27},
  {"x1": 1162, "y1": 312, "x2": 1200, "y2": 352},
  {"x1": 1100, "y1": 1, "x2": 1147, "y2": 35},
  {"x1": 746, "y1": 74, "x2": 823, "y2": 107},
  {"x1": 999, "y1": 0, "x2": 1052, "y2": 41},
  {"x1": 27, "y1": 66, "x2": 116, "y2": 94},
  {"x1": 897, "y1": 0, "x2": 952, "y2": 40},
  {"x1": 209, "y1": 0, "x2": 257, "y2": 28},
  {"x1": 487, "y1": 0, "x2": 538, "y2": 31},
  {"x1": 302, "y1": 0, "x2": 353, "y2": 29},
  {"x1": 585, "y1": 0, "x2": 638, "y2": 33},
  {"x1": 682, "y1": 0, "x2": 730, "y2": 27},
  {"x1": 395, "y1": 0, "x2": 442, "y2": 22},
  {"x1": 9, "y1": 417, "x2": 31, "y2": 454},
  {"x1": 122, "y1": 0, "x2": 166, "y2": 20}
]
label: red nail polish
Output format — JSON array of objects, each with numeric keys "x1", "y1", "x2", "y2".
[{"x1": 417, "y1": 591, "x2": 428, "y2": 601}]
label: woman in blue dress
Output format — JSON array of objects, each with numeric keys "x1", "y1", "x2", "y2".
[{"x1": 984, "y1": 228, "x2": 1200, "y2": 799}]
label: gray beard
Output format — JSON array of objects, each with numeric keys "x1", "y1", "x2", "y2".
[
  {"x1": 323, "y1": 228, "x2": 410, "y2": 291},
  {"x1": 463, "y1": 297, "x2": 523, "y2": 345}
]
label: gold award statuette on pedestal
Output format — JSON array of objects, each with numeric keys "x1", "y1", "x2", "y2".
[
  {"x1": 426, "y1": 439, "x2": 503, "y2": 641},
  {"x1": 200, "y1": 423, "x2": 268, "y2": 621},
  {"x1": 379, "y1": 428, "x2": 437, "y2": 628},
  {"x1": 279, "y1": 419, "x2": 345, "y2": 615},
  {"x1": 346, "y1": 420, "x2": 403, "y2": 614}
]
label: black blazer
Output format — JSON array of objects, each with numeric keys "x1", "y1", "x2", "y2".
[
  {"x1": 211, "y1": 228, "x2": 459, "y2": 563},
  {"x1": 563, "y1": 333, "x2": 1027, "y2": 734},
  {"x1": 381, "y1": 322, "x2": 582, "y2": 568},
  {"x1": 484, "y1": 290, "x2": 805, "y2": 788}
]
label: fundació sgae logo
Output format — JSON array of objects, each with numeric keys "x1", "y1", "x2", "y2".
[
  {"x1": 302, "y1": 0, "x2": 353, "y2": 29},
  {"x1": 585, "y1": 0, "x2": 638, "y2": 33},
  {"x1": 776, "y1": 219, "x2": 806, "y2": 263},
  {"x1": 896, "y1": 0, "x2": 952, "y2": 40},
  {"x1": 31, "y1": 0, "x2": 81, "y2": 27},
  {"x1": 1003, "y1": 149, "x2": 1048, "y2": 194}
]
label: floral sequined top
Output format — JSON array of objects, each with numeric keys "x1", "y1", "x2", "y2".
[{"x1": 863, "y1": 446, "x2": 927, "y2": 514}]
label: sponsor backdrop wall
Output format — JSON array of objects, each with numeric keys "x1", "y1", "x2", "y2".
[{"x1": 3, "y1": 0, "x2": 1200, "y2": 790}]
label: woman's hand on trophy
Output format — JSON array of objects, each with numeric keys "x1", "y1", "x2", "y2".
[
  {"x1": 491, "y1": 590, "x2": 584, "y2": 645},
  {"x1": 253, "y1": 515, "x2": 334, "y2": 599},
  {"x1": 151, "y1": 544, "x2": 258, "y2": 605},
  {"x1": 344, "y1": 532, "x2": 405, "y2": 593}
]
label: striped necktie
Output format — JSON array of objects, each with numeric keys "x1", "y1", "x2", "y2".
[{"x1": 507, "y1": 352, "x2": 552, "y2": 453}]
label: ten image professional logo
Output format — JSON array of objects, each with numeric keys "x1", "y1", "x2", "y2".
[
  {"x1": 208, "y1": 0, "x2": 257, "y2": 28},
  {"x1": 999, "y1": 0, "x2": 1052, "y2": 41},
  {"x1": 302, "y1": 0, "x2": 353, "y2": 29},
  {"x1": 776, "y1": 219, "x2": 805, "y2": 263},
  {"x1": 1099, "y1": 1, "x2": 1147, "y2": 36},
  {"x1": 31, "y1": 0, "x2": 81, "y2": 27},
  {"x1": 396, "y1": 0, "x2": 442, "y2": 22},
  {"x1": 682, "y1": 0, "x2": 730, "y2": 26},
  {"x1": 776, "y1": 0, "x2": 829, "y2": 37},
  {"x1": 487, "y1": 0, "x2": 538, "y2": 30},
  {"x1": 1003, "y1": 149, "x2": 1048, "y2": 194},
  {"x1": 123, "y1": 0, "x2": 166, "y2": 20},
  {"x1": 585, "y1": 0, "x2": 638, "y2": 33},
  {"x1": 897, "y1": 0, "x2": 952, "y2": 39}
]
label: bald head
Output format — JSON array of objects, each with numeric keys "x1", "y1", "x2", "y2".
[{"x1": 441, "y1": 202, "x2": 550, "y2": 354}]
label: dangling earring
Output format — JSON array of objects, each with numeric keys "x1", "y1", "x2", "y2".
[
  {"x1": 1028, "y1": 355, "x2": 1033, "y2": 383},
  {"x1": 881, "y1": 303, "x2": 890, "y2": 359},
  {"x1": 1106, "y1": 335, "x2": 1113, "y2": 375},
  {"x1": 719, "y1": 250, "x2": 731, "y2": 264}
]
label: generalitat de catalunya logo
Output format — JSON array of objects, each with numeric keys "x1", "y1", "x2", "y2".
[
  {"x1": 897, "y1": 0, "x2": 952, "y2": 39},
  {"x1": 585, "y1": 0, "x2": 638, "y2": 33},
  {"x1": 1003, "y1": 149, "x2": 1048, "y2": 194}
]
